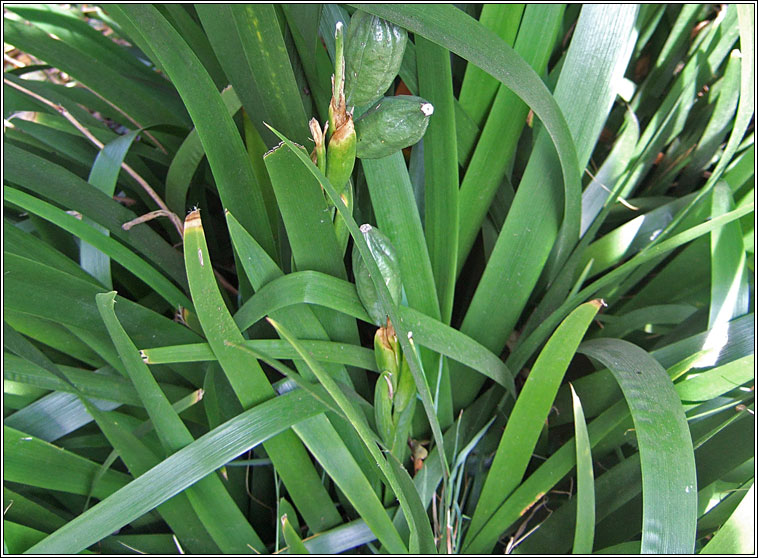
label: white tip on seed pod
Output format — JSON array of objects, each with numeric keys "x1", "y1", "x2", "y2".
[
  {"x1": 421, "y1": 103, "x2": 434, "y2": 116},
  {"x1": 360, "y1": 223, "x2": 372, "y2": 233},
  {"x1": 336, "y1": 21, "x2": 343, "y2": 33}
]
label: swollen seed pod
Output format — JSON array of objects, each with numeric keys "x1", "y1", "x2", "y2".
[
  {"x1": 355, "y1": 96, "x2": 434, "y2": 159},
  {"x1": 309, "y1": 118, "x2": 327, "y2": 173},
  {"x1": 344, "y1": 11, "x2": 408, "y2": 109},
  {"x1": 374, "y1": 324, "x2": 400, "y2": 383},
  {"x1": 374, "y1": 372, "x2": 395, "y2": 445},
  {"x1": 352, "y1": 224, "x2": 402, "y2": 326},
  {"x1": 392, "y1": 353, "x2": 415, "y2": 415},
  {"x1": 325, "y1": 114, "x2": 356, "y2": 194}
]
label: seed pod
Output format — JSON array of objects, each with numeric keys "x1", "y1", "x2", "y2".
[
  {"x1": 344, "y1": 10, "x2": 408, "y2": 108},
  {"x1": 309, "y1": 118, "x2": 327, "y2": 173},
  {"x1": 326, "y1": 114, "x2": 356, "y2": 194},
  {"x1": 374, "y1": 372, "x2": 394, "y2": 445},
  {"x1": 355, "y1": 96, "x2": 434, "y2": 159},
  {"x1": 374, "y1": 323, "x2": 400, "y2": 381},
  {"x1": 392, "y1": 353, "x2": 415, "y2": 415},
  {"x1": 352, "y1": 224, "x2": 402, "y2": 325}
]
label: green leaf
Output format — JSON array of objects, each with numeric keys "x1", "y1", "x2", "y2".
[
  {"x1": 509, "y1": 201, "x2": 754, "y2": 374},
  {"x1": 232, "y1": 270, "x2": 514, "y2": 393},
  {"x1": 457, "y1": 4, "x2": 564, "y2": 277},
  {"x1": 81, "y1": 399, "x2": 220, "y2": 554},
  {"x1": 453, "y1": 5, "x2": 638, "y2": 408},
  {"x1": 263, "y1": 142, "x2": 365, "y2": 390},
  {"x1": 4, "y1": 144, "x2": 188, "y2": 289},
  {"x1": 182, "y1": 210, "x2": 342, "y2": 532},
  {"x1": 464, "y1": 300, "x2": 602, "y2": 553},
  {"x1": 699, "y1": 481, "x2": 754, "y2": 554},
  {"x1": 95, "y1": 291, "x2": 265, "y2": 553},
  {"x1": 675, "y1": 355, "x2": 754, "y2": 402},
  {"x1": 165, "y1": 85, "x2": 242, "y2": 215},
  {"x1": 417, "y1": 36, "x2": 458, "y2": 326},
  {"x1": 3, "y1": 486, "x2": 66, "y2": 534},
  {"x1": 25, "y1": 388, "x2": 329, "y2": 554},
  {"x1": 361, "y1": 153, "x2": 440, "y2": 321},
  {"x1": 570, "y1": 384, "x2": 595, "y2": 554},
  {"x1": 81, "y1": 129, "x2": 141, "y2": 289},
  {"x1": 292, "y1": 415, "x2": 407, "y2": 554},
  {"x1": 469, "y1": 397, "x2": 633, "y2": 554},
  {"x1": 281, "y1": 513, "x2": 310, "y2": 555},
  {"x1": 457, "y1": 4, "x2": 524, "y2": 127},
  {"x1": 353, "y1": 4, "x2": 581, "y2": 226},
  {"x1": 578, "y1": 338, "x2": 697, "y2": 553},
  {"x1": 112, "y1": 4, "x2": 276, "y2": 259},
  {"x1": 5, "y1": 187, "x2": 191, "y2": 310},
  {"x1": 197, "y1": 4, "x2": 310, "y2": 147},
  {"x1": 4, "y1": 425, "x2": 131, "y2": 499},
  {"x1": 141, "y1": 338, "x2": 375, "y2": 370},
  {"x1": 3, "y1": 13, "x2": 187, "y2": 129}
]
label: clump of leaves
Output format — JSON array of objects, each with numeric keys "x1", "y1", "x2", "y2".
[{"x1": 3, "y1": 4, "x2": 753, "y2": 555}]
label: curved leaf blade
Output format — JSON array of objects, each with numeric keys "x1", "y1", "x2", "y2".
[
  {"x1": 578, "y1": 338, "x2": 697, "y2": 554},
  {"x1": 24, "y1": 389, "x2": 328, "y2": 554}
]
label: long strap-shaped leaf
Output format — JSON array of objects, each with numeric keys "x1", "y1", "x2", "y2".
[
  {"x1": 183, "y1": 210, "x2": 342, "y2": 532},
  {"x1": 112, "y1": 4, "x2": 276, "y2": 259},
  {"x1": 232, "y1": 270, "x2": 514, "y2": 395},
  {"x1": 165, "y1": 86, "x2": 242, "y2": 215},
  {"x1": 291, "y1": 415, "x2": 409, "y2": 554},
  {"x1": 569, "y1": 384, "x2": 595, "y2": 554},
  {"x1": 361, "y1": 154, "x2": 446, "y2": 417},
  {"x1": 4, "y1": 144, "x2": 187, "y2": 289},
  {"x1": 142, "y1": 339, "x2": 375, "y2": 371},
  {"x1": 417, "y1": 36, "x2": 458, "y2": 325},
  {"x1": 96, "y1": 292, "x2": 264, "y2": 553},
  {"x1": 3, "y1": 15, "x2": 186, "y2": 129},
  {"x1": 226, "y1": 209, "x2": 383, "y2": 491},
  {"x1": 4, "y1": 425, "x2": 131, "y2": 500},
  {"x1": 578, "y1": 338, "x2": 697, "y2": 553},
  {"x1": 415, "y1": 36, "x2": 458, "y2": 427},
  {"x1": 456, "y1": 5, "x2": 639, "y2": 408},
  {"x1": 457, "y1": 4, "x2": 564, "y2": 277},
  {"x1": 81, "y1": 130, "x2": 141, "y2": 289},
  {"x1": 264, "y1": 143, "x2": 365, "y2": 391},
  {"x1": 80, "y1": 400, "x2": 220, "y2": 554},
  {"x1": 457, "y1": 4, "x2": 524, "y2": 127},
  {"x1": 508, "y1": 201, "x2": 754, "y2": 373},
  {"x1": 3, "y1": 253, "x2": 204, "y2": 386},
  {"x1": 5, "y1": 188, "x2": 191, "y2": 310},
  {"x1": 24, "y1": 387, "x2": 328, "y2": 554},
  {"x1": 197, "y1": 5, "x2": 310, "y2": 147},
  {"x1": 464, "y1": 300, "x2": 602, "y2": 552}
]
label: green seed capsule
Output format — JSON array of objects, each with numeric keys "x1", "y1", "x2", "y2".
[
  {"x1": 309, "y1": 118, "x2": 327, "y2": 173},
  {"x1": 344, "y1": 10, "x2": 408, "y2": 108},
  {"x1": 326, "y1": 114, "x2": 356, "y2": 194},
  {"x1": 374, "y1": 323, "x2": 400, "y2": 380},
  {"x1": 392, "y1": 353, "x2": 415, "y2": 415},
  {"x1": 352, "y1": 224, "x2": 402, "y2": 326},
  {"x1": 374, "y1": 371, "x2": 394, "y2": 445},
  {"x1": 355, "y1": 96, "x2": 434, "y2": 159}
]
